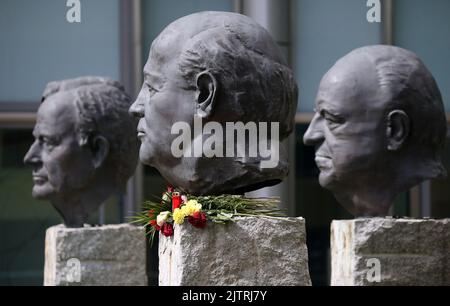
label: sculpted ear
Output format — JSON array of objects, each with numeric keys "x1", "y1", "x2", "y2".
[
  {"x1": 90, "y1": 135, "x2": 110, "y2": 169},
  {"x1": 195, "y1": 71, "x2": 217, "y2": 118},
  {"x1": 386, "y1": 110, "x2": 410, "y2": 151}
]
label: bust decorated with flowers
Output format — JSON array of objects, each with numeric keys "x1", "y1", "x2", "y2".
[
  {"x1": 127, "y1": 10, "x2": 297, "y2": 243},
  {"x1": 146, "y1": 186, "x2": 310, "y2": 286},
  {"x1": 128, "y1": 11, "x2": 297, "y2": 196},
  {"x1": 133, "y1": 186, "x2": 284, "y2": 245}
]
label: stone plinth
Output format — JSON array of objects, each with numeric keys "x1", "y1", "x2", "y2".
[
  {"x1": 331, "y1": 218, "x2": 450, "y2": 286},
  {"x1": 159, "y1": 216, "x2": 311, "y2": 286},
  {"x1": 44, "y1": 224, "x2": 147, "y2": 286}
]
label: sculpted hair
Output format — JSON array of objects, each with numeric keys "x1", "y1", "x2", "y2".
[
  {"x1": 360, "y1": 45, "x2": 447, "y2": 151},
  {"x1": 42, "y1": 76, "x2": 138, "y2": 188},
  {"x1": 174, "y1": 12, "x2": 298, "y2": 139}
]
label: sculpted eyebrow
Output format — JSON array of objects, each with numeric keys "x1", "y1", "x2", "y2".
[
  {"x1": 315, "y1": 99, "x2": 344, "y2": 120},
  {"x1": 144, "y1": 73, "x2": 166, "y2": 90},
  {"x1": 42, "y1": 133, "x2": 60, "y2": 141},
  {"x1": 321, "y1": 109, "x2": 345, "y2": 123},
  {"x1": 33, "y1": 129, "x2": 61, "y2": 141}
]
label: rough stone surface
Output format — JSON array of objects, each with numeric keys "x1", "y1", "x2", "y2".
[
  {"x1": 159, "y1": 217, "x2": 311, "y2": 286},
  {"x1": 331, "y1": 218, "x2": 450, "y2": 286},
  {"x1": 44, "y1": 224, "x2": 147, "y2": 286}
]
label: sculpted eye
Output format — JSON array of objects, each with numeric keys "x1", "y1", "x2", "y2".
[
  {"x1": 38, "y1": 136, "x2": 58, "y2": 147},
  {"x1": 146, "y1": 83, "x2": 159, "y2": 96},
  {"x1": 320, "y1": 110, "x2": 344, "y2": 128},
  {"x1": 38, "y1": 136, "x2": 46, "y2": 144},
  {"x1": 323, "y1": 112, "x2": 339, "y2": 123}
]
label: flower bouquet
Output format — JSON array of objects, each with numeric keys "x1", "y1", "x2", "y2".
[{"x1": 131, "y1": 186, "x2": 285, "y2": 246}]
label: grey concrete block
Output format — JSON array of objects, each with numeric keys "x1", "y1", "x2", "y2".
[
  {"x1": 44, "y1": 224, "x2": 147, "y2": 286},
  {"x1": 159, "y1": 216, "x2": 311, "y2": 286},
  {"x1": 331, "y1": 218, "x2": 450, "y2": 286}
]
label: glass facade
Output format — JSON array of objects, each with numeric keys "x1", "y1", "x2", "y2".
[
  {"x1": 394, "y1": 0, "x2": 450, "y2": 111},
  {"x1": 292, "y1": 0, "x2": 382, "y2": 113},
  {"x1": 0, "y1": 0, "x2": 449, "y2": 286},
  {"x1": 141, "y1": 0, "x2": 233, "y2": 61},
  {"x1": 0, "y1": 0, "x2": 123, "y2": 285},
  {"x1": 0, "y1": 0, "x2": 120, "y2": 103},
  {"x1": 393, "y1": 0, "x2": 450, "y2": 218}
]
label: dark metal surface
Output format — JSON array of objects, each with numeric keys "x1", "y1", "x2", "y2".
[
  {"x1": 304, "y1": 45, "x2": 447, "y2": 217},
  {"x1": 24, "y1": 76, "x2": 139, "y2": 227},
  {"x1": 129, "y1": 11, "x2": 298, "y2": 195}
]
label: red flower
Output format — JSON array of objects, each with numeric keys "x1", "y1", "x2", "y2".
[
  {"x1": 161, "y1": 223, "x2": 174, "y2": 237},
  {"x1": 167, "y1": 185, "x2": 174, "y2": 193},
  {"x1": 149, "y1": 219, "x2": 160, "y2": 231},
  {"x1": 188, "y1": 211, "x2": 207, "y2": 229},
  {"x1": 148, "y1": 209, "x2": 155, "y2": 219}
]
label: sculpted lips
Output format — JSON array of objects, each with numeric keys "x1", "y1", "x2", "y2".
[
  {"x1": 314, "y1": 150, "x2": 332, "y2": 169},
  {"x1": 137, "y1": 120, "x2": 146, "y2": 140},
  {"x1": 32, "y1": 173, "x2": 47, "y2": 185}
]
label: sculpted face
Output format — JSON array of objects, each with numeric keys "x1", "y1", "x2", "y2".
[
  {"x1": 304, "y1": 45, "x2": 447, "y2": 216},
  {"x1": 129, "y1": 11, "x2": 298, "y2": 195},
  {"x1": 24, "y1": 93, "x2": 95, "y2": 200},
  {"x1": 304, "y1": 59, "x2": 387, "y2": 192},
  {"x1": 130, "y1": 33, "x2": 195, "y2": 167}
]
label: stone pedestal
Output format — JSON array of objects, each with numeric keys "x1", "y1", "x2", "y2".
[
  {"x1": 159, "y1": 216, "x2": 311, "y2": 286},
  {"x1": 44, "y1": 224, "x2": 147, "y2": 286},
  {"x1": 331, "y1": 218, "x2": 450, "y2": 286}
]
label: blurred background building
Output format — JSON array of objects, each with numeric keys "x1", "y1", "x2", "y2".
[{"x1": 1, "y1": 0, "x2": 449, "y2": 285}]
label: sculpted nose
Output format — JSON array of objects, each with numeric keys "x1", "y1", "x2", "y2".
[
  {"x1": 23, "y1": 141, "x2": 42, "y2": 166},
  {"x1": 129, "y1": 86, "x2": 146, "y2": 118},
  {"x1": 303, "y1": 113, "x2": 325, "y2": 146}
]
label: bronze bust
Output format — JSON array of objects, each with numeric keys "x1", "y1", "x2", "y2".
[
  {"x1": 129, "y1": 11, "x2": 298, "y2": 195},
  {"x1": 24, "y1": 76, "x2": 139, "y2": 227},
  {"x1": 304, "y1": 45, "x2": 447, "y2": 216}
]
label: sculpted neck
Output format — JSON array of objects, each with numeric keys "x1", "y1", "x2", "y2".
[
  {"x1": 335, "y1": 189, "x2": 396, "y2": 217},
  {"x1": 157, "y1": 155, "x2": 288, "y2": 195},
  {"x1": 334, "y1": 153, "x2": 445, "y2": 217},
  {"x1": 51, "y1": 177, "x2": 116, "y2": 228}
]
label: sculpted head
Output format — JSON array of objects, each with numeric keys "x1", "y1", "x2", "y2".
[
  {"x1": 129, "y1": 11, "x2": 297, "y2": 195},
  {"x1": 24, "y1": 76, "x2": 139, "y2": 227},
  {"x1": 304, "y1": 45, "x2": 447, "y2": 216}
]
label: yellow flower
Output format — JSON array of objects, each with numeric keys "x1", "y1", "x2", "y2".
[
  {"x1": 180, "y1": 205, "x2": 189, "y2": 216},
  {"x1": 184, "y1": 199, "x2": 202, "y2": 216},
  {"x1": 173, "y1": 208, "x2": 186, "y2": 224}
]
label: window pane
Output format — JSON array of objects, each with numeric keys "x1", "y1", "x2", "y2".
[
  {"x1": 142, "y1": 0, "x2": 234, "y2": 62},
  {"x1": 0, "y1": 0, "x2": 120, "y2": 103},
  {"x1": 394, "y1": 0, "x2": 450, "y2": 111},
  {"x1": 292, "y1": 0, "x2": 382, "y2": 113}
]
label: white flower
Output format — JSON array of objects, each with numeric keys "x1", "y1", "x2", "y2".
[
  {"x1": 157, "y1": 211, "x2": 170, "y2": 226},
  {"x1": 162, "y1": 193, "x2": 170, "y2": 202}
]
